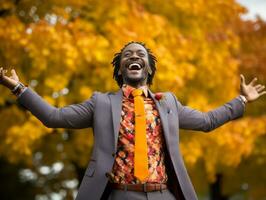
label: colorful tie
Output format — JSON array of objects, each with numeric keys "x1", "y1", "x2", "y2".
[{"x1": 132, "y1": 88, "x2": 149, "y2": 182}]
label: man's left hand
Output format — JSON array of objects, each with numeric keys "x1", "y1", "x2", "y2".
[{"x1": 240, "y1": 74, "x2": 266, "y2": 102}]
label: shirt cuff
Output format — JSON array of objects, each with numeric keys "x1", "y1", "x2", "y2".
[
  {"x1": 237, "y1": 95, "x2": 247, "y2": 106},
  {"x1": 16, "y1": 87, "x2": 28, "y2": 98}
]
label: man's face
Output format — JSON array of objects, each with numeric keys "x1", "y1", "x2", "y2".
[{"x1": 119, "y1": 43, "x2": 151, "y2": 87}]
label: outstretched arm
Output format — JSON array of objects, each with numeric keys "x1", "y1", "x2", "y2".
[
  {"x1": 16, "y1": 88, "x2": 96, "y2": 129},
  {"x1": 0, "y1": 67, "x2": 96, "y2": 129},
  {"x1": 173, "y1": 95, "x2": 245, "y2": 132},
  {"x1": 172, "y1": 75, "x2": 265, "y2": 132}
]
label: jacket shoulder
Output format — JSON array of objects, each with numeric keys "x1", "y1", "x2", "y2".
[{"x1": 91, "y1": 91, "x2": 114, "y2": 97}]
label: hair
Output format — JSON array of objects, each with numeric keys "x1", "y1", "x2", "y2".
[{"x1": 111, "y1": 41, "x2": 157, "y2": 88}]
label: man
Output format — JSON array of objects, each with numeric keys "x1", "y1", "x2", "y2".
[{"x1": 0, "y1": 41, "x2": 265, "y2": 200}]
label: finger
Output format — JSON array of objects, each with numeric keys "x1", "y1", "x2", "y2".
[
  {"x1": 1, "y1": 68, "x2": 7, "y2": 76},
  {"x1": 1, "y1": 70, "x2": 7, "y2": 78},
  {"x1": 11, "y1": 69, "x2": 17, "y2": 75},
  {"x1": 255, "y1": 84, "x2": 262, "y2": 89},
  {"x1": 257, "y1": 85, "x2": 265, "y2": 92},
  {"x1": 11, "y1": 69, "x2": 17, "y2": 77},
  {"x1": 0, "y1": 68, "x2": 4, "y2": 82},
  {"x1": 240, "y1": 74, "x2": 246, "y2": 85},
  {"x1": 259, "y1": 91, "x2": 266, "y2": 97},
  {"x1": 249, "y1": 77, "x2": 258, "y2": 86}
]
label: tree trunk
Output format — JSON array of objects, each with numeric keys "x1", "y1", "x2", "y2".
[
  {"x1": 209, "y1": 173, "x2": 229, "y2": 200},
  {"x1": 73, "y1": 162, "x2": 86, "y2": 187}
]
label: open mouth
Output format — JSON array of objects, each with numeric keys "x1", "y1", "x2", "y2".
[{"x1": 128, "y1": 63, "x2": 142, "y2": 70}]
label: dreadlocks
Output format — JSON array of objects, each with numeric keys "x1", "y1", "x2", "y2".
[{"x1": 111, "y1": 41, "x2": 157, "y2": 88}]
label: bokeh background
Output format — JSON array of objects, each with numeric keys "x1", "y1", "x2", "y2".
[{"x1": 0, "y1": 0, "x2": 265, "y2": 199}]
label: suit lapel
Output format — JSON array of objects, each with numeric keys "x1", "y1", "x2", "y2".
[
  {"x1": 148, "y1": 90, "x2": 171, "y2": 149},
  {"x1": 110, "y1": 89, "x2": 123, "y2": 152}
]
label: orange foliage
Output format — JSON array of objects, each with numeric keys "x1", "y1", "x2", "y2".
[{"x1": 0, "y1": 0, "x2": 265, "y2": 196}]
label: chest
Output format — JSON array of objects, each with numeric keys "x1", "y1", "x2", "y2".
[{"x1": 121, "y1": 97, "x2": 161, "y2": 125}]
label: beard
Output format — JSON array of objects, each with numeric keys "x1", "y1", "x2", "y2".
[{"x1": 121, "y1": 69, "x2": 149, "y2": 87}]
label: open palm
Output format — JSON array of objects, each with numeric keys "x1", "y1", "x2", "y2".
[
  {"x1": 240, "y1": 74, "x2": 266, "y2": 102},
  {"x1": 0, "y1": 67, "x2": 20, "y2": 90}
]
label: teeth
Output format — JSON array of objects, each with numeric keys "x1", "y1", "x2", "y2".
[{"x1": 129, "y1": 63, "x2": 141, "y2": 70}]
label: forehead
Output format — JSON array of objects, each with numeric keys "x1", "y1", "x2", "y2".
[{"x1": 122, "y1": 43, "x2": 147, "y2": 53}]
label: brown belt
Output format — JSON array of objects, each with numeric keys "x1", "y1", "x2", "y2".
[{"x1": 109, "y1": 183, "x2": 168, "y2": 192}]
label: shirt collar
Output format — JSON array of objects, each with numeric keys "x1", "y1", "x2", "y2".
[{"x1": 122, "y1": 84, "x2": 149, "y2": 98}]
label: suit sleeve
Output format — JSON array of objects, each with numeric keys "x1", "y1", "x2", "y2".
[
  {"x1": 16, "y1": 87, "x2": 96, "y2": 129},
  {"x1": 170, "y1": 93, "x2": 245, "y2": 132}
]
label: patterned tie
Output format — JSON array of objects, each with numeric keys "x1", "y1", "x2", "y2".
[{"x1": 131, "y1": 88, "x2": 149, "y2": 182}]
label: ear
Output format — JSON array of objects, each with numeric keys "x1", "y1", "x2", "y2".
[
  {"x1": 148, "y1": 66, "x2": 152, "y2": 75},
  {"x1": 118, "y1": 69, "x2": 122, "y2": 75}
]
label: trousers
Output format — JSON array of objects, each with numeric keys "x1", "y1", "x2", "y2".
[{"x1": 107, "y1": 189, "x2": 176, "y2": 200}]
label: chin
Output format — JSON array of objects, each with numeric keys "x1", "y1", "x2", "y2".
[
  {"x1": 129, "y1": 76, "x2": 143, "y2": 81},
  {"x1": 127, "y1": 79, "x2": 142, "y2": 85},
  {"x1": 124, "y1": 76, "x2": 147, "y2": 86}
]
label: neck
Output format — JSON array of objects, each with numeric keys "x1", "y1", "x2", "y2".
[
  {"x1": 124, "y1": 81, "x2": 147, "y2": 88},
  {"x1": 123, "y1": 77, "x2": 148, "y2": 88}
]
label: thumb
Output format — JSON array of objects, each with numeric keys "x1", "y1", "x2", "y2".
[
  {"x1": 11, "y1": 69, "x2": 16, "y2": 75},
  {"x1": 11, "y1": 69, "x2": 19, "y2": 81},
  {"x1": 240, "y1": 74, "x2": 246, "y2": 85},
  {"x1": 11, "y1": 69, "x2": 18, "y2": 77}
]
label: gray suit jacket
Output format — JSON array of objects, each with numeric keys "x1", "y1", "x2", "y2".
[{"x1": 16, "y1": 87, "x2": 245, "y2": 200}]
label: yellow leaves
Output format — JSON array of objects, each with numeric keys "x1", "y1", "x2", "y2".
[
  {"x1": 79, "y1": 86, "x2": 92, "y2": 99},
  {"x1": 0, "y1": 106, "x2": 25, "y2": 134},
  {"x1": 104, "y1": 1, "x2": 169, "y2": 45},
  {"x1": 0, "y1": 0, "x2": 15, "y2": 10},
  {"x1": 44, "y1": 74, "x2": 69, "y2": 91},
  {"x1": 186, "y1": 92, "x2": 211, "y2": 111},
  {"x1": 42, "y1": 48, "x2": 50, "y2": 56},
  {"x1": 68, "y1": 129, "x2": 94, "y2": 167},
  {"x1": 0, "y1": 17, "x2": 27, "y2": 68},
  {"x1": 181, "y1": 116, "x2": 266, "y2": 182},
  {"x1": 43, "y1": 95, "x2": 56, "y2": 105},
  {"x1": 76, "y1": 34, "x2": 109, "y2": 63},
  {"x1": 174, "y1": 0, "x2": 205, "y2": 15},
  {"x1": 3, "y1": 115, "x2": 52, "y2": 163},
  {"x1": 47, "y1": 0, "x2": 88, "y2": 8},
  {"x1": 180, "y1": 138, "x2": 203, "y2": 165}
]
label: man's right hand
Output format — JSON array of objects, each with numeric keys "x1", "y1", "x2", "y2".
[{"x1": 0, "y1": 67, "x2": 20, "y2": 90}]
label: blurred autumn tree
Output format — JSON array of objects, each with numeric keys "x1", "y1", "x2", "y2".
[{"x1": 0, "y1": 0, "x2": 265, "y2": 199}]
